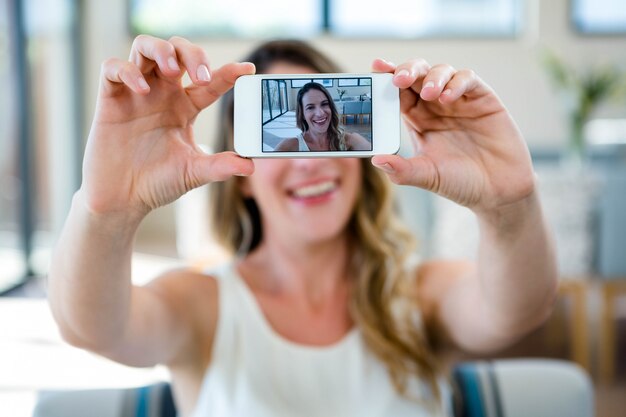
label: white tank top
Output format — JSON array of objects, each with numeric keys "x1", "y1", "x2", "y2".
[
  {"x1": 189, "y1": 263, "x2": 451, "y2": 417},
  {"x1": 296, "y1": 132, "x2": 310, "y2": 151},
  {"x1": 296, "y1": 132, "x2": 347, "y2": 151}
]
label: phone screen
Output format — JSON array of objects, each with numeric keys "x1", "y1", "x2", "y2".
[{"x1": 261, "y1": 77, "x2": 373, "y2": 153}]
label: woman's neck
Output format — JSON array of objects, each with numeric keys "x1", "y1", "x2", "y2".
[
  {"x1": 239, "y1": 233, "x2": 351, "y2": 306},
  {"x1": 304, "y1": 130, "x2": 330, "y2": 150}
]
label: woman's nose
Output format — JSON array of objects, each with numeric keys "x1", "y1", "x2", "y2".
[{"x1": 291, "y1": 157, "x2": 330, "y2": 171}]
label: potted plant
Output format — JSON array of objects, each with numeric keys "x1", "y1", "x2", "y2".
[
  {"x1": 542, "y1": 50, "x2": 626, "y2": 167},
  {"x1": 336, "y1": 88, "x2": 347, "y2": 101}
]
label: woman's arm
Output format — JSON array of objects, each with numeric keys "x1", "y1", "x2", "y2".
[
  {"x1": 274, "y1": 137, "x2": 299, "y2": 151},
  {"x1": 48, "y1": 35, "x2": 254, "y2": 367},
  {"x1": 417, "y1": 191, "x2": 557, "y2": 353},
  {"x1": 371, "y1": 58, "x2": 558, "y2": 353},
  {"x1": 345, "y1": 132, "x2": 372, "y2": 151}
]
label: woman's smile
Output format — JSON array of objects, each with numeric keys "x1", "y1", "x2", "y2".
[
  {"x1": 288, "y1": 179, "x2": 339, "y2": 204},
  {"x1": 311, "y1": 116, "x2": 328, "y2": 128}
]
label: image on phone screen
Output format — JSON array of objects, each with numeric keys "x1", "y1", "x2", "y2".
[{"x1": 261, "y1": 77, "x2": 373, "y2": 153}]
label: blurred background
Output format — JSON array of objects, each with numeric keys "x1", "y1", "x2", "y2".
[{"x1": 1, "y1": 0, "x2": 625, "y2": 415}]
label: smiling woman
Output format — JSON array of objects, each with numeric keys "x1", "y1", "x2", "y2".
[
  {"x1": 273, "y1": 82, "x2": 371, "y2": 152},
  {"x1": 48, "y1": 34, "x2": 558, "y2": 417}
]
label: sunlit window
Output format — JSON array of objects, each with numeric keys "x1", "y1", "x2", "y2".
[
  {"x1": 129, "y1": 0, "x2": 521, "y2": 38},
  {"x1": 330, "y1": 0, "x2": 521, "y2": 37},
  {"x1": 572, "y1": 0, "x2": 626, "y2": 34},
  {"x1": 130, "y1": 0, "x2": 322, "y2": 38}
]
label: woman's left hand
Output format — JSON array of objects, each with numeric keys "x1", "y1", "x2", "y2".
[{"x1": 371, "y1": 59, "x2": 535, "y2": 215}]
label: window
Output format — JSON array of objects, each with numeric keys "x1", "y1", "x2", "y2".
[
  {"x1": 290, "y1": 79, "x2": 333, "y2": 88},
  {"x1": 262, "y1": 80, "x2": 289, "y2": 124},
  {"x1": 0, "y1": 0, "x2": 25, "y2": 292},
  {"x1": 313, "y1": 79, "x2": 333, "y2": 87},
  {"x1": 338, "y1": 78, "x2": 358, "y2": 87},
  {"x1": 330, "y1": 0, "x2": 521, "y2": 37},
  {"x1": 572, "y1": 0, "x2": 626, "y2": 34},
  {"x1": 129, "y1": 0, "x2": 521, "y2": 38},
  {"x1": 130, "y1": 0, "x2": 322, "y2": 38}
]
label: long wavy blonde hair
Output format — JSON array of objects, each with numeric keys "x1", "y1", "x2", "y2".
[{"x1": 209, "y1": 40, "x2": 442, "y2": 404}]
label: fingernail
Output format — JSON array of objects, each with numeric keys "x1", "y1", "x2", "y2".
[
  {"x1": 381, "y1": 58, "x2": 396, "y2": 66},
  {"x1": 197, "y1": 64, "x2": 211, "y2": 82},
  {"x1": 137, "y1": 77, "x2": 149, "y2": 90},
  {"x1": 167, "y1": 56, "x2": 180, "y2": 72},
  {"x1": 375, "y1": 163, "x2": 395, "y2": 174},
  {"x1": 395, "y1": 69, "x2": 410, "y2": 78},
  {"x1": 423, "y1": 81, "x2": 435, "y2": 90},
  {"x1": 442, "y1": 89, "x2": 452, "y2": 95},
  {"x1": 235, "y1": 172, "x2": 249, "y2": 177}
]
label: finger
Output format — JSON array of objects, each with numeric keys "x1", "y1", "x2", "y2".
[
  {"x1": 189, "y1": 151, "x2": 255, "y2": 187},
  {"x1": 391, "y1": 58, "x2": 431, "y2": 90},
  {"x1": 438, "y1": 69, "x2": 492, "y2": 104},
  {"x1": 371, "y1": 58, "x2": 396, "y2": 73},
  {"x1": 371, "y1": 154, "x2": 437, "y2": 191},
  {"x1": 129, "y1": 34, "x2": 181, "y2": 78},
  {"x1": 168, "y1": 36, "x2": 212, "y2": 85},
  {"x1": 186, "y1": 61, "x2": 256, "y2": 110},
  {"x1": 100, "y1": 58, "x2": 151, "y2": 96},
  {"x1": 392, "y1": 59, "x2": 430, "y2": 116},
  {"x1": 419, "y1": 64, "x2": 456, "y2": 101}
]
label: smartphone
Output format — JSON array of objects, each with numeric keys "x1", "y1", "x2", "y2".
[{"x1": 234, "y1": 73, "x2": 400, "y2": 158}]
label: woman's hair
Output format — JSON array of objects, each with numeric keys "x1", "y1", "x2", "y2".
[
  {"x1": 209, "y1": 39, "x2": 442, "y2": 404},
  {"x1": 295, "y1": 82, "x2": 346, "y2": 151}
]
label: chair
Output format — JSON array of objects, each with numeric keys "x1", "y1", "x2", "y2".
[
  {"x1": 360, "y1": 101, "x2": 371, "y2": 124},
  {"x1": 32, "y1": 359, "x2": 592, "y2": 417},
  {"x1": 341, "y1": 101, "x2": 362, "y2": 125},
  {"x1": 453, "y1": 359, "x2": 593, "y2": 417},
  {"x1": 32, "y1": 382, "x2": 175, "y2": 417}
]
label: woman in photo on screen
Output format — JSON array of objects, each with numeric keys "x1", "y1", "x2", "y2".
[
  {"x1": 48, "y1": 36, "x2": 558, "y2": 417},
  {"x1": 274, "y1": 82, "x2": 371, "y2": 151}
]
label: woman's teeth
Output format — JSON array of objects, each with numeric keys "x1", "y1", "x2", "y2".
[
  {"x1": 292, "y1": 181, "x2": 336, "y2": 198},
  {"x1": 313, "y1": 117, "x2": 327, "y2": 124}
]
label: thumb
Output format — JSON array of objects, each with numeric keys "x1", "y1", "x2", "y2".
[
  {"x1": 371, "y1": 154, "x2": 437, "y2": 191},
  {"x1": 189, "y1": 151, "x2": 254, "y2": 187}
]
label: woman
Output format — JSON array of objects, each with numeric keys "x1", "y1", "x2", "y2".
[
  {"x1": 274, "y1": 82, "x2": 371, "y2": 151},
  {"x1": 48, "y1": 36, "x2": 558, "y2": 416}
]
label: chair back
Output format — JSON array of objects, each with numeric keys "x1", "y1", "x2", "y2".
[
  {"x1": 343, "y1": 101, "x2": 362, "y2": 115},
  {"x1": 361, "y1": 100, "x2": 371, "y2": 114},
  {"x1": 453, "y1": 359, "x2": 593, "y2": 417},
  {"x1": 32, "y1": 359, "x2": 593, "y2": 417}
]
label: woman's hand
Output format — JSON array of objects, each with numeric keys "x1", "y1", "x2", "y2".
[
  {"x1": 371, "y1": 59, "x2": 535, "y2": 216},
  {"x1": 82, "y1": 35, "x2": 255, "y2": 218}
]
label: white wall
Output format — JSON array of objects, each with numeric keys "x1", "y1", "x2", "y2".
[
  {"x1": 80, "y1": 0, "x2": 626, "y2": 251},
  {"x1": 83, "y1": 0, "x2": 626, "y2": 151}
]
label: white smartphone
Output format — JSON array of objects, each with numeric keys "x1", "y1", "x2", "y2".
[{"x1": 234, "y1": 73, "x2": 400, "y2": 158}]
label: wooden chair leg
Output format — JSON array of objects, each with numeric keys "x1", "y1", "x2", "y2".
[
  {"x1": 559, "y1": 281, "x2": 590, "y2": 373},
  {"x1": 570, "y1": 282, "x2": 590, "y2": 372},
  {"x1": 600, "y1": 283, "x2": 616, "y2": 384}
]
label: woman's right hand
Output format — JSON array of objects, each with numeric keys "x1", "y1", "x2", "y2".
[{"x1": 82, "y1": 35, "x2": 255, "y2": 219}]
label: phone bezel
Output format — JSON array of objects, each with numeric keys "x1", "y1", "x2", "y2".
[{"x1": 234, "y1": 73, "x2": 400, "y2": 158}]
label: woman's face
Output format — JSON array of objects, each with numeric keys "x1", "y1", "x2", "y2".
[
  {"x1": 301, "y1": 89, "x2": 331, "y2": 134},
  {"x1": 242, "y1": 61, "x2": 361, "y2": 245}
]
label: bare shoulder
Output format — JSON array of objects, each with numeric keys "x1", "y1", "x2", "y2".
[
  {"x1": 415, "y1": 259, "x2": 474, "y2": 318},
  {"x1": 146, "y1": 268, "x2": 218, "y2": 325},
  {"x1": 145, "y1": 268, "x2": 219, "y2": 363},
  {"x1": 275, "y1": 137, "x2": 299, "y2": 151},
  {"x1": 344, "y1": 131, "x2": 370, "y2": 150}
]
